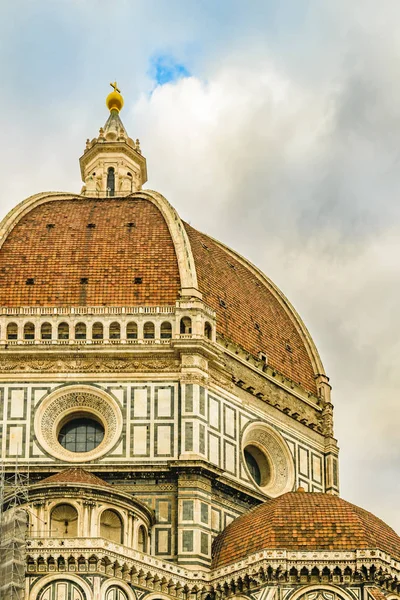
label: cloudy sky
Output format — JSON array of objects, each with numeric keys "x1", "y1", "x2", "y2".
[{"x1": 1, "y1": 1, "x2": 399, "y2": 531}]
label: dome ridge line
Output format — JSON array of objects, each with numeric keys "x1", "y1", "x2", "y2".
[
  {"x1": 196, "y1": 230, "x2": 326, "y2": 378},
  {"x1": 137, "y1": 189, "x2": 201, "y2": 298}
]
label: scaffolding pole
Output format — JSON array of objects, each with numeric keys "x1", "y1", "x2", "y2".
[{"x1": 0, "y1": 455, "x2": 29, "y2": 600}]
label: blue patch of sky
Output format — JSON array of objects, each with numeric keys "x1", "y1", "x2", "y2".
[{"x1": 149, "y1": 54, "x2": 191, "y2": 86}]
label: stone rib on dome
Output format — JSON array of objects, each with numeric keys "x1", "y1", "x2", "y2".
[
  {"x1": 212, "y1": 492, "x2": 400, "y2": 568},
  {"x1": 0, "y1": 191, "x2": 320, "y2": 394},
  {"x1": 185, "y1": 223, "x2": 317, "y2": 394}
]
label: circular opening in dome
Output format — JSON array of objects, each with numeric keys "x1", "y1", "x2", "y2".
[
  {"x1": 244, "y1": 444, "x2": 271, "y2": 487},
  {"x1": 58, "y1": 416, "x2": 104, "y2": 453}
]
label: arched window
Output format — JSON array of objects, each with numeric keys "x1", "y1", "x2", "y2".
[
  {"x1": 127, "y1": 322, "x2": 138, "y2": 339},
  {"x1": 92, "y1": 322, "x2": 103, "y2": 340},
  {"x1": 106, "y1": 587, "x2": 129, "y2": 600},
  {"x1": 204, "y1": 322, "x2": 212, "y2": 340},
  {"x1": 23, "y1": 322, "x2": 35, "y2": 340},
  {"x1": 109, "y1": 321, "x2": 121, "y2": 339},
  {"x1": 58, "y1": 322, "x2": 69, "y2": 340},
  {"x1": 41, "y1": 322, "x2": 52, "y2": 340},
  {"x1": 107, "y1": 167, "x2": 115, "y2": 197},
  {"x1": 160, "y1": 321, "x2": 172, "y2": 339},
  {"x1": 180, "y1": 317, "x2": 192, "y2": 334},
  {"x1": 138, "y1": 525, "x2": 147, "y2": 553},
  {"x1": 75, "y1": 322, "x2": 86, "y2": 340},
  {"x1": 100, "y1": 509, "x2": 123, "y2": 544},
  {"x1": 6, "y1": 322, "x2": 18, "y2": 340},
  {"x1": 143, "y1": 322, "x2": 155, "y2": 339},
  {"x1": 50, "y1": 504, "x2": 78, "y2": 537},
  {"x1": 37, "y1": 581, "x2": 85, "y2": 600}
]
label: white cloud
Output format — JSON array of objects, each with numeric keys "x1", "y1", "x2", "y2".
[{"x1": 0, "y1": 0, "x2": 399, "y2": 532}]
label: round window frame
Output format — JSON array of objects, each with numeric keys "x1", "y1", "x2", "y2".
[
  {"x1": 242, "y1": 422, "x2": 295, "y2": 497},
  {"x1": 57, "y1": 413, "x2": 106, "y2": 453},
  {"x1": 34, "y1": 385, "x2": 122, "y2": 462},
  {"x1": 244, "y1": 444, "x2": 270, "y2": 487}
]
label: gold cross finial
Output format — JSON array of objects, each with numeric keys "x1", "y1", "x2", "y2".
[{"x1": 110, "y1": 81, "x2": 121, "y2": 94}]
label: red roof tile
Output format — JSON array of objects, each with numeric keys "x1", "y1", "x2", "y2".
[
  {"x1": 212, "y1": 492, "x2": 400, "y2": 568},
  {"x1": 0, "y1": 194, "x2": 317, "y2": 394},
  {"x1": 184, "y1": 223, "x2": 317, "y2": 393},
  {"x1": 40, "y1": 468, "x2": 110, "y2": 487},
  {"x1": 0, "y1": 197, "x2": 180, "y2": 307}
]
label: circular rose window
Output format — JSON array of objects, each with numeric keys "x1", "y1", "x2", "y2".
[
  {"x1": 242, "y1": 422, "x2": 295, "y2": 497},
  {"x1": 34, "y1": 385, "x2": 122, "y2": 462}
]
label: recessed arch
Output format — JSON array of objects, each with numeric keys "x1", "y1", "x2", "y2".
[
  {"x1": 109, "y1": 321, "x2": 121, "y2": 339},
  {"x1": 101, "y1": 579, "x2": 136, "y2": 600},
  {"x1": 23, "y1": 321, "x2": 35, "y2": 340},
  {"x1": 100, "y1": 508, "x2": 123, "y2": 544},
  {"x1": 143, "y1": 321, "x2": 155, "y2": 339},
  {"x1": 204, "y1": 321, "x2": 212, "y2": 340},
  {"x1": 138, "y1": 524, "x2": 147, "y2": 553},
  {"x1": 127, "y1": 321, "x2": 137, "y2": 339},
  {"x1": 30, "y1": 573, "x2": 92, "y2": 600},
  {"x1": 92, "y1": 321, "x2": 104, "y2": 339},
  {"x1": 289, "y1": 585, "x2": 355, "y2": 600},
  {"x1": 160, "y1": 321, "x2": 172, "y2": 339},
  {"x1": 50, "y1": 503, "x2": 78, "y2": 537},
  {"x1": 75, "y1": 322, "x2": 86, "y2": 340},
  {"x1": 180, "y1": 316, "x2": 192, "y2": 334},
  {"x1": 58, "y1": 322, "x2": 69, "y2": 340},
  {"x1": 41, "y1": 322, "x2": 52, "y2": 340},
  {"x1": 6, "y1": 322, "x2": 18, "y2": 340}
]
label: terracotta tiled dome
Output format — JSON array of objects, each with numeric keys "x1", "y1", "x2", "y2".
[
  {"x1": 0, "y1": 193, "x2": 320, "y2": 394},
  {"x1": 39, "y1": 468, "x2": 111, "y2": 487},
  {"x1": 212, "y1": 492, "x2": 400, "y2": 568}
]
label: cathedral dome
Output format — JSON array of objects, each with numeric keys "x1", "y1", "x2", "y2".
[
  {"x1": 0, "y1": 190, "x2": 322, "y2": 394},
  {"x1": 212, "y1": 491, "x2": 400, "y2": 568}
]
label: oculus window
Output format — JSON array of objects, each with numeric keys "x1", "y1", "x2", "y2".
[{"x1": 58, "y1": 417, "x2": 104, "y2": 453}]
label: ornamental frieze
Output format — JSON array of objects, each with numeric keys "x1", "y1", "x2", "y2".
[
  {"x1": 230, "y1": 359, "x2": 321, "y2": 431},
  {"x1": 0, "y1": 356, "x2": 181, "y2": 373}
]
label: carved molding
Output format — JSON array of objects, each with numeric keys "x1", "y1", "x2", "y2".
[
  {"x1": 0, "y1": 356, "x2": 181, "y2": 373},
  {"x1": 241, "y1": 422, "x2": 295, "y2": 497},
  {"x1": 34, "y1": 385, "x2": 123, "y2": 462}
]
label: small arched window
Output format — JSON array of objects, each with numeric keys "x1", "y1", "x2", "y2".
[
  {"x1": 160, "y1": 321, "x2": 172, "y2": 339},
  {"x1": 109, "y1": 321, "x2": 121, "y2": 339},
  {"x1": 138, "y1": 525, "x2": 147, "y2": 553},
  {"x1": 180, "y1": 317, "x2": 192, "y2": 334},
  {"x1": 106, "y1": 587, "x2": 129, "y2": 600},
  {"x1": 143, "y1": 322, "x2": 155, "y2": 339},
  {"x1": 23, "y1": 322, "x2": 35, "y2": 340},
  {"x1": 100, "y1": 509, "x2": 123, "y2": 544},
  {"x1": 41, "y1": 322, "x2": 52, "y2": 340},
  {"x1": 50, "y1": 504, "x2": 78, "y2": 538},
  {"x1": 204, "y1": 322, "x2": 212, "y2": 340},
  {"x1": 6, "y1": 322, "x2": 18, "y2": 340},
  {"x1": 58, "y1": 322, "x2": 69, "y2": 340},
  {"x1": 92, "y1": 322, "x2": 103, "y2": 340},
  {"x1": 127, "y1": 322, "x2": 138, "y2": 340},
  {"x1": 75, "y1": 322, "x2": 86, "y2": 340},
  {"x1": 107, "y1": 167, "x2": 115, "y2": 197}
]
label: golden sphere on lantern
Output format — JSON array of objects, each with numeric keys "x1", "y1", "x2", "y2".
[{"x1": 106, "y1": 82, "x2": 124, "y2": 113}]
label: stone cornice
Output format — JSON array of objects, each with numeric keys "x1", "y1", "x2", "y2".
[{"x1": 26, "y1": 539, "x2": 400, "y2": 595}]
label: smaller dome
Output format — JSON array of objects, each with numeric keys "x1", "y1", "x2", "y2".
[
  {"x1": 212, "y1": 492, "x2": 400, "y2": 568},
  {"x1": 39, "y1": 467, "x2": 111, "y2": 487}
]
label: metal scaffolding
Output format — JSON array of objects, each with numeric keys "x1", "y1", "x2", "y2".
[{"x1": 0, "y1": 457, "x2": 29, "y2": 600}]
